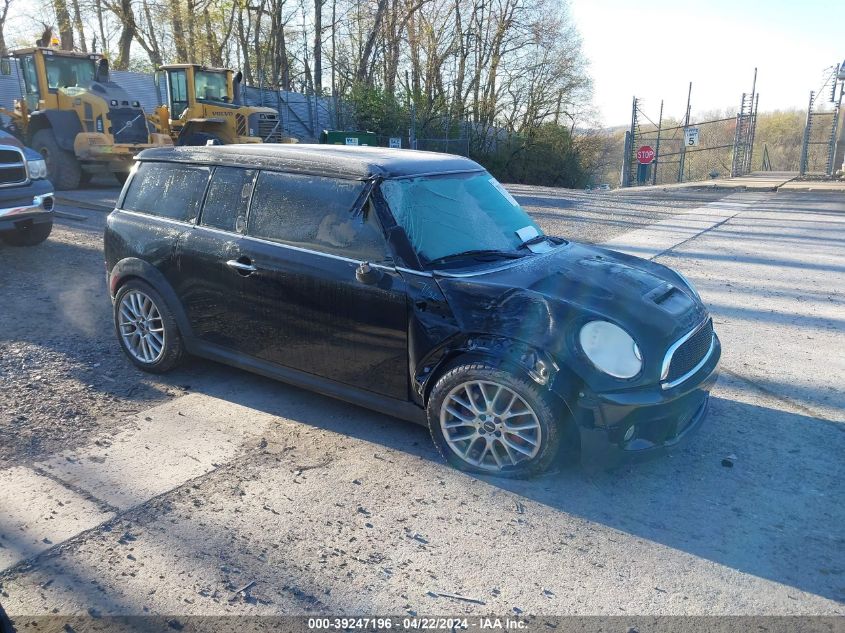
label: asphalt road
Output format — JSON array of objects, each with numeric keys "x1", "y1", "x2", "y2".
[{"x1": 0, "y1": 187, "x2": 842, "y2": 622}]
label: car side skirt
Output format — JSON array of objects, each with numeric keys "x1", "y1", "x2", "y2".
[{"x1": 188, "y1": 340, "x2": 428, "y2": 426}]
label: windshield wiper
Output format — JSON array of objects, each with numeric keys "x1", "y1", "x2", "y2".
[
  {"x1": 428, "y1": 249, "x2": 524, "y2": 266},
  {"x1": 517, "y1": 234, "x2": 553, "y2": 249}
]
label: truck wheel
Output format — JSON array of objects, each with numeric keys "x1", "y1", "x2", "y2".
[
  {"x1": 32, "y1": 129, "x2": 81, "y2": 190},
  {"x1": 427, "y1": 361, "x2": 561, "y2": 478},
  {"x1": 1, "y1": 221, "x2": 53, "y2": 246}
]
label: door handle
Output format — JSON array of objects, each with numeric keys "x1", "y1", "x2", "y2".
[{"x1": 226, "y1": 258, "x2": 257, "y2": 275}]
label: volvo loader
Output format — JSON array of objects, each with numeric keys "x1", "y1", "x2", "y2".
[
  {"x1": 150, "y1": 64, "x2": 294, "y2": 145},
  {"x1": 2, "y1": 46, "x2": 171, "y2": 189}
]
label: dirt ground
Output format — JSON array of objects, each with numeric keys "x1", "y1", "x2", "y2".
[{"x1": 0, "y1": 187, "x2": 842, "y2": 622}]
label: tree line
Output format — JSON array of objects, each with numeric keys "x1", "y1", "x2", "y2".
[{"x1": 2, "y1": 0, "x2": 604, "y2": 186}]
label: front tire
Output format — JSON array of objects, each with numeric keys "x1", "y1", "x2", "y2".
[
  {"x1": 0, "y1": 221, "x2": 53, "y2": 246},
  {"x1": 114, "y1": 280, "x2": 184, "y2": 373},
  {"x1": 427, "y1": 361, "x2": 561, "y2": 478},
  {"x1": 32, "y1": 128, "x2": 82, "y2": 190}
]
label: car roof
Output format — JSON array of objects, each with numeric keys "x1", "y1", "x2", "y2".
[{"x1": 135, "y1": 144, "x2": 484, "y2": 179}]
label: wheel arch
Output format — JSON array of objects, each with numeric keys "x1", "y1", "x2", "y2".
[
  {"x1": 30, "y1": 111, "x2": 83, "y2": 152},
  {"x1": 418, "y1": 339, "x2": 584, "y2": 458},
  {"x1": 109, "y1": 257, "x2": 194, "y2": 341},
  {"x1": 176, "y1": 120, "x2": 235, "y2": 145},
  {"x1": 416, "y1": 334, "x2": 581, "y2": 411}
]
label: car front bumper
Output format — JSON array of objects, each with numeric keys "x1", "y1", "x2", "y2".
[
  {"x1": 0, "y1": 180, "x2": 55, "y2": 232},
  {"x1": 573, "y1": 333, "x2": 721, "y2": 471}
]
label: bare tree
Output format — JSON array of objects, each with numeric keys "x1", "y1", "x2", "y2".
[{"x1": 0, "y1": 0, "x2": 13, "y2": 55}]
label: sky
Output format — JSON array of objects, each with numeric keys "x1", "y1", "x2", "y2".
[{"x1": 570, "y1": 0, "x2": 845, "y2": 127}]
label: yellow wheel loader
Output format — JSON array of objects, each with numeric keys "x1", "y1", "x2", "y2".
[
  {"x1": 150, "y1": 64, "x2": 296, "y2": 145},
  {"x1": 1, "y1": 47, "x2": 171, "y2": 189}
]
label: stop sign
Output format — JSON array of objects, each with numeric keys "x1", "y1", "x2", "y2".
[{"x1": 637, "y1": 145, "x2": 655, "y2": 164}]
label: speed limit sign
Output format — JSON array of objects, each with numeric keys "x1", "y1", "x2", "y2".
[{"x1": 684, "y1": 127, "x2": 700, "y2": 147}]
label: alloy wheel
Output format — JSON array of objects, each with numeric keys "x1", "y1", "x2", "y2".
[
  {"x1": 118, "y1": 289, "x2": 166, "y2": 364},
  {"x1": 439, "y1": 380, "x2": 542, "y2": 472}
]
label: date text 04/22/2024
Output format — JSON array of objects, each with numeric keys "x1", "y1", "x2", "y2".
[{"x1": 306, "y1": 617, "x2": 527, "y2": 630}]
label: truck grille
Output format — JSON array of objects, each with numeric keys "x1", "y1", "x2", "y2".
[
  {"x1": 108, "y1": 108, "x2": 149, "y2": 145},
  {"x1": 664, "y1": 319, "x2": 714, "y2": 384},
  {"x1": 259, "y1": 117, "x2": 282, "y2": 142},
  {"x1": 0, "y1": 147, "x2": 27, "y2": 187}
]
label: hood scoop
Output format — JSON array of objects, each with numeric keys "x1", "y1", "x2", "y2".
[
  {"x1": 645, "y1": 282, "x2": 693, "y2": 315},
  {"x1": 646, "y1": 282, "x2": 676, "y2": 304}
]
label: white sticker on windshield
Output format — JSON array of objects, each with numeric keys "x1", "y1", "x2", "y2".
[
  {"x1": 516, "y1": 225, "x2": 539, "y2": 242},
  {"x1": 490, "y1": 178, "x2": 520, "y2": 207}
]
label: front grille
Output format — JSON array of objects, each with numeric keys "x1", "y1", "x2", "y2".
[
  {"x1": 665, "y1": 319, "x2": 713, "y2": 383},
  {"x1": 258, "y1": 117, "x2": 282, "y2": 142},
  {"x1": 0, "y1": 148, "x2": 23, "y2": 163},
  {"x1": 108, "y1": 108, "x2": 149, "y2": 144},
  {"x1": 0, "y1": 147, "x2": 27, "y2": 187}
]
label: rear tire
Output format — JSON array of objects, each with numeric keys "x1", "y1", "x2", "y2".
[
  {"x1": 114, "y1": 279, "x2": 184, "y2": 373},
  {"x1": 427, "y1": 361, "x2": 561, "y2": 478},
  {"x1": 32, "y1": 128, "x2": 81, "y2": 190},
  {"x1": 0, "y1": 221, "x2": 53, "y2": 246}
]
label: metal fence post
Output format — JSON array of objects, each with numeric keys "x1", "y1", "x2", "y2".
[
  {"x1": 621, "y1": 130, "x2": 631, "y2": 188},
  {"x1": 652, "y1": 100, "x2": 663, "y2": 186},
  {"x1": 800, "y1": 91, "x2": 815, "y2": 176},
  {"x1": 678, "y1": 82, "x2": 692, "y2": 183}
]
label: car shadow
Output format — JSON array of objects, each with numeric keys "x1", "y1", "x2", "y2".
[{"x1": 185, "y1": 365, "x2": 845, "y2": 605}]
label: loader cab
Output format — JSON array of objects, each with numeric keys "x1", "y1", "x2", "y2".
[
  {"x1": 13, "y1": 48, "x2": 99, "y2": 112},
  {"x1": 163, "y1": 65, "x2": 235, "y2": 123}
]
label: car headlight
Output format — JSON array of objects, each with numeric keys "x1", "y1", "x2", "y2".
[
  {"x1": 27, "y1": 159, "x2": 48, "y2": 180},
  {"x1": 578, "y1": 320, "x2": 643, "y2": 379},
  {"x1": 675, "y1": 270, "x2": 701, "y2": 300}
]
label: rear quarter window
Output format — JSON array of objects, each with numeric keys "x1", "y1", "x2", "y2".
[{"x1": 122, "y1": 162, "x2": 210, "y2": 222}]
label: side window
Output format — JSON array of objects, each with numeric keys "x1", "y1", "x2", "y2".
[
  {"x1": 122, "y1": 162, "x2": 210, "y2": 222},
  {"x1": 20, "y1": 55, "x2": 40, "y2": 111},
  {"x1": 248, "y1": 171, "x2": 389, "y2": 261},
  {"x1": 200, "y1": 167, "x2": 255, "y2": 232},
  {"x1": 168, "y1": 69, "x2": 188, "y2": 117}
]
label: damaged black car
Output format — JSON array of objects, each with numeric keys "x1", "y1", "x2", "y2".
[{"x1": 104, "y1": 145, "x2": 720, "y2": 477}]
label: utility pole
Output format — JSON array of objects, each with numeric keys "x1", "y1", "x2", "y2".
[
  {"x1": 800, "y1": 90, "x2": 815, "y2": 176},
  {"x1": 624, "y1": 96, "x2": 637, "y2": 187},
  {"x1": 652, "y1": 99, "x2": 663, "y2": 186},
  {"x1": 678, "y1": 82, "x2": 692, "y2": 183}
]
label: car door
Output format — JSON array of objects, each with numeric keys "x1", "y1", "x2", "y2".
[
  {"x1": 118, "y1": 161, "x2": 211, "y2": 290},
  {"x1": 170, "y1": 166, "x2": 256, "y2": 348},
  {"x1": 234, "y1": 170, "x2": 409, "y2": 400}
]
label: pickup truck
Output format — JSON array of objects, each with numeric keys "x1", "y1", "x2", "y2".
[{"x1": 0, "y1": 130, "x2": 55, "y2": 246}]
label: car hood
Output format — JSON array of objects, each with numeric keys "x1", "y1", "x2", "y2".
[{"x1": 433, "y1": 241, "x2": 709, "y2": 384}]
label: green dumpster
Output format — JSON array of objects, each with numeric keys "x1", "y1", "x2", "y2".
[{"x1": 319, "y1": 130, "x2": 378, "y2": 146}]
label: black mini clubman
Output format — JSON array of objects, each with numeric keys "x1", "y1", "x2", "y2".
[{"x1": 104, "y1": 145, "x2": 720, "y2": 477}]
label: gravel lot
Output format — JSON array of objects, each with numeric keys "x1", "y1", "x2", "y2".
[
  {"x1": 510, "y1": 185, "x2": 727, "y2": 243},
  {"x1": 1, "y1": 186, "x2": 843, "y2": 620},
  {"x1": 0, "y1": 205, "x2": 226, "y2": 468}
]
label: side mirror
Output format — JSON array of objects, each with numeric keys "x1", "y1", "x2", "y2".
[{"x1": 355, "y1": 261, "x2": 381, "y2": 285}]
